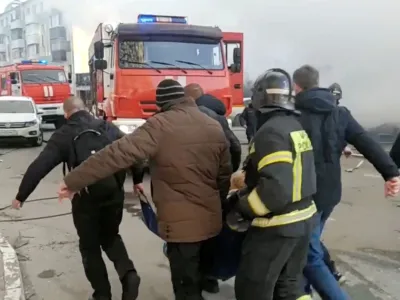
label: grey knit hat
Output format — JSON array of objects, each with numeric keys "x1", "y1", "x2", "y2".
[{"x1": 156, "y1": 79, "x2": 185, "y2": 107}]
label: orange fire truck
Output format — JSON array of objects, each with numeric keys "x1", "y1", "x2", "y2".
[
  {"x1": 0, "y1": 60, "x2": 72, "y2": 128},
  {"x1": 89, "y1": 14, "x2": 243, "y2": 133}
]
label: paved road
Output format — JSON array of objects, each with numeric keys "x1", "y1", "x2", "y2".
[{"x1": 0, "y1": 127, "x2": 399, "y2": 300}]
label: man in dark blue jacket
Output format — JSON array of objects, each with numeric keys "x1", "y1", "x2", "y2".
[
  {"x1": 293, "y1": 65, "x2": 400, "y2": 299},
  {"x1": 185, "y1": 83, "x2": 242, "y2": 172}
]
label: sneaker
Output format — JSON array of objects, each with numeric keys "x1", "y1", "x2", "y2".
[
  {"x1": 334, "y1": 272, "x2": 347, "y2": 285},
  {"x1": 201, "y1": 278, "x2": 219, "y2": 294},
  {"x1": 122, "y1": 271, "x2": 141, "y2": 300}
]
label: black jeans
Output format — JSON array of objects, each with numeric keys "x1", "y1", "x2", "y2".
[
  {"x1": 72, "y1": 195, "x2": 136, "y2": 299},
  {"x1": 167, "y1": 238, "x2": 216, "y2": 300},
  {"x1": 235, "y1": 224, "x2": 313, "y2": 300}
]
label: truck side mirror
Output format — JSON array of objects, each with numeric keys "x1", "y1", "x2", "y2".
[
  {"x1": 94, "y1": 59, "x2": 107, "y2": 70},
  {"x1": 94, "y1": 41, "x2": 105, "y2": 59},
  {"x1": 10, "y1": 72, "x2": 17, "y2": 80},
  {"x1": 229, "y1": 63, "x2": 241, "y2": 73},
  {"x1": 233, "y1": 47, "x2": 241, "y2": 64},
  {"x1": 68, "y1": 72, "x2": 72, "y2": 80}
]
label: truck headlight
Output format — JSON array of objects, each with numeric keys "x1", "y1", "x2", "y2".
[
  {"x1": 25, "y1": 120, "x2": 38, "y2": 127},
  {"x1": 119, "y1": 124, "x2": 138, "y2": 134}
]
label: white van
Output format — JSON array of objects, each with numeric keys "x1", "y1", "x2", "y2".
[{"x1": 0, "y1": 96, "x2": 43, "y2": 146}]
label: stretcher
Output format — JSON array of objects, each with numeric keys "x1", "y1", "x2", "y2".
[{"x1": 138, "y1": 192, "x2": 246, "y2": 281}]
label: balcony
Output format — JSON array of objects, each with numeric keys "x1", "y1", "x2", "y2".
[
  {"x1": 51, "y1": 39, "x2": 70, "y2": 52},
  {"x1": 0, "y1": 44, "x2": 6, "y2": 52},
  {"x1": 11, "y1": 39, "x2": 25, "y2": 49},
  {"x1": 26, "y1": 34, "x2": 41, "y2": 45},
  {"x1": 0, "y1": 26, "x2": 8, "y2": 35},
  {"x1": 49, "y1": 26, "x2": 67, "y2": 39},
  {"x1": 25, "y1": 14, "x2": 39, "y2": 25},
  {"x1": 10, "y1": 19, "x2": 24, "y2": 30}
]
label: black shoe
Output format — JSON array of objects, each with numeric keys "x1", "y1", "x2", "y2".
[
  {"x1": 122, "y1": 271, "x2": 141, "y2": 300},
  {"x1": 201, "y1": 278, "x2": 219, "y2": 294},
  {"x1": 89, "y1": 297, "x2": 111, "y2": 300}
]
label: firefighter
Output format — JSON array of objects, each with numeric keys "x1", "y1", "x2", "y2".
[
  {"x1": 328, "y1": 82, "x2": 342, "y2": 105},
  {"x1": 232, "y1": 68, "x2": 317, "y2": 300}
]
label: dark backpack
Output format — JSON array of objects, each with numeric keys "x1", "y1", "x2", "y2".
[{"x1": 63, "y1": 119, "x2": 124, "y2": 200}]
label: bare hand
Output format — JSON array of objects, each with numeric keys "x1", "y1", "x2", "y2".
[
  {"x1": 343, "y1": 146, "x2": 353, "y2": 158},
  {"x1": 384, "y1": 177, "x2": 400, "y2": 197},
  {"x1": 57, "y1": 181, "x2": 75, "y2": 202},
  {"x1": 11, "y1": 199, "x2": 21, "y2": 209},
  {"x1": 134, "y1": 183, "x2": 144, "y2": 195}
]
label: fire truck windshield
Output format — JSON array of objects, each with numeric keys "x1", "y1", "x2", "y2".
[
  {"x1": 119, "y1": 40, "x2": 223, "y2": 70},
  {"x1": 21, "y1": 69, "x2": 67, "y2": 84}
]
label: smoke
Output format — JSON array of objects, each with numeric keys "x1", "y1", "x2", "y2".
[{"x1": 31, "y1": 0, "x2": 400, "y2": 125}]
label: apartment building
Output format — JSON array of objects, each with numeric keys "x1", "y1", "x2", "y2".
[{"x1": 0, "y1": 0, "x2": 74, "y2": 78}]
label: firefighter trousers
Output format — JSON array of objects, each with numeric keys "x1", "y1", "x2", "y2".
[
  {"x1": 235, "y1": 225, "x2": 313, "y2": 300},
  {"x1": 166, "y1": 237, "x2": 217, "y2": 300},
  {"x1": 72, "y1": 196, "x2": 137, "y2": 299}
]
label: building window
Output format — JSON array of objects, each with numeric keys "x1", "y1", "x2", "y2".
[
  {"x1": 12, "y1": 48, "x2": 24, "y2": 59},
  {"x1": 26, "y1": 7, "x2": 30, "y2": 15},
  {"x1": 50, "y1": 14, "x2": 60, "y2": 27},
  {"x1": 27, "y1": 44, "x2": 39, "y2": 57},
  {"x1": 32, "y1": 5, "x2": 37, "y2": 13},
  {"x1": 11, "y1": 29, "x2": 23, "y2": 40},
  {"x1": 39, "y1": 2, "x2": 43, "y2": 12},
  {"x1": 0, "y1": 53, "x2": 6, "y2": 62}
]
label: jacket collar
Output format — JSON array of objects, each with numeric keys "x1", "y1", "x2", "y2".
[
  {"x1": 160, "y1": 97, "x2": 196, "y2": 112},
  {"x1": 67, "y1": 110, "x2": 93, "y2": 122}
]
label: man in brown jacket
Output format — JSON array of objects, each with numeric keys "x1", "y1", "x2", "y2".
[{"x1": 58, "y1": 79, "x2": 232, "y2": 300}]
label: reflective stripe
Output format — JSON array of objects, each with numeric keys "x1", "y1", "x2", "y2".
[
  {"x1": 292, "y1": 153, "x2": 302, "y2": 201},
  {"x1": 290, "y1": 130, "x2": 313, "y2": 202},
  {"x1": 251, "y1": 202, "x2": 317, "y2": 228},
  {"x1": 249, "y1": 142, "x2": 255, "y2": 154},
  {"x1": 248, "y1": 188, "x2": 270, "y2": 216},
  {"x1": 297, "y1": 295, "x2": 312, "y2": 300},
  {"x1": 258, "y1": 150, "x2": 293, "y2": 171}
]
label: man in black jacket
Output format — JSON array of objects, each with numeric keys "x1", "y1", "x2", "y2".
[
  {"x1": 293, "y1": 65, "x2": 400, "y2": 299},
  {"x1": 239, "y1": 102, "x2": 257, "y2": 143},
  {"x1": 11, "y1": 96, "x2": 143, "y2": 300},
  {"x1": 185, "y1": 83, "x2": 242, "y2": 172}
]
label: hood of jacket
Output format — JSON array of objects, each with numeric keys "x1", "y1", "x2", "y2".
[
  {"x1": 196, "y1": 94, "x2": 226, "y2": 116},
  {"x1": 295, "y1": 88, "x2": 336, "y2": 114}
]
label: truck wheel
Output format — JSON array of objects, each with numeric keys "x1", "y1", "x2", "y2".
[{"x1": 29, "y1": 131, "x2": 43, "y2": 147}]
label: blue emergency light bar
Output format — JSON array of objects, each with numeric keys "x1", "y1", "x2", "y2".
[
  {"x1": 137, "y1": 14, "x2": 187, "y2": 24},
  {"x1": 20, "y1": 59, "x2": 47, "y2": 65}
]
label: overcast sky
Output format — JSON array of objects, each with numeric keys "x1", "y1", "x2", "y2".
[{"x1": 1, "y1": 0, "x2": 399, "y2": 125}]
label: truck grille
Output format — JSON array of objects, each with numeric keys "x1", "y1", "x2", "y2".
[
  {"x1": 139, "y1": 100, "x2": 157, "y2": 113},
  {"x1": 0, "y1": 122, "x2": 25, "y2": 128}
]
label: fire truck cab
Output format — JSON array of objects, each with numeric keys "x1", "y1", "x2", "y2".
[
  {"x1": 0, "y1": 59, "x2": 72, "y2": 128},
  {"x1": 89, "y1": 14, "x2": 243, "y2": 133}
]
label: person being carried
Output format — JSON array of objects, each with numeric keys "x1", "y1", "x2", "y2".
[
  {"x1": 58, "y1": 79, "x2": 232, "y2": 300},
  {"x1": 184, "y1": 83, "x2": 242, "y2": 172}
]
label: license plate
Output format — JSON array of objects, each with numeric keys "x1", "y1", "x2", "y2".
[{"x1": 0, "y1": 130, "x2": 17, "y2": 136}]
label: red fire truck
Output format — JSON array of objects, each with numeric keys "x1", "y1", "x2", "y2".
[
  {"x1": 0, "y1": 60, "x2": 72, "y2": 128},
  {"x1": 89, "y1": 14, "x2": 243, "y2": 133}
]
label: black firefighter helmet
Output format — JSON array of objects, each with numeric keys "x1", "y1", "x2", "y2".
[
  {"x1": 329, "y1": 82, "x2": 342, "y2": 102},
  {"x1": 251, "y1": 68, "x2": 294, "y2": 111}
]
